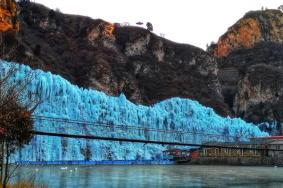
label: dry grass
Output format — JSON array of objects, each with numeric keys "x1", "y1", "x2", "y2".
[{"x1": 0, "y1": 182, "x2": 47, "y2": 188}]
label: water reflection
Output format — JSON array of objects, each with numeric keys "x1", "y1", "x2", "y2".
[{"x1": 12, "y1": 165, "x2": 283, "y2": 188}]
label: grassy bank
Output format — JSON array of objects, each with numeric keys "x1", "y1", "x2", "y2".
[{"x1": 0, "y1": 182, "x2": 47, "y2": 188}]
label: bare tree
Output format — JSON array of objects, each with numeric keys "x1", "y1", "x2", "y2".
[
  {"x1": 0, "y1": 2, "x2": 41, "y2": 186},
  {"x1": 146, "y1": 22, "x2": 153, "y2": 31},
  {"x1": 0, "y1": 21, "x2": 44, "y2": 184},
  {"x1": 0, "y1": 61, "x2": 40, "y2": 188},
  {"x1": 160, "y1": 33, "x2": 165, "y2": 38}
]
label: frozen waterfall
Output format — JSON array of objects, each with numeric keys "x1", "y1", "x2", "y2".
[{"x1": 0, "y1": 61, "x2": 268, "y2": 161}]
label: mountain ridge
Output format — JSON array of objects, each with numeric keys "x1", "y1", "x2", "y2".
[{"x1": 2, "y1": 1, "x2": 230, "y2": 115}]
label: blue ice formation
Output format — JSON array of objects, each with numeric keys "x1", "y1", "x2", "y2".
[
  {"x1": 0, "y1": 61, "x2": 268, "y2": 161},
  {"x1": 258, "y1": 121, "x2": 282, "y2": 136}
]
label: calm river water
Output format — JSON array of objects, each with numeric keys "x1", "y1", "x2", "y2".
[{"x1": 12, "y1": 165, "x2": 283, "y2": 187}]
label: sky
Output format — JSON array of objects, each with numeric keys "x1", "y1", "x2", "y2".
[{"x1": 34, "y1": 0, "x2": 282, "y2": 49}]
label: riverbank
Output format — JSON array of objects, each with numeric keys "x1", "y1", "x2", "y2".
[
  {"x1": 188, "y1": 156, "x2": 283, "y2": 166},
  {"x1": 16, "y1": 160, "x2": 174, "y2": 165},
  {"x1": 15, "y1": 157, "x2": 283, "y2": 166}
]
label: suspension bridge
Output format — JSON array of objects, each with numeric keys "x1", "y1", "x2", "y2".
[{"x1": 30, "y1": 115, "x2": 283, "y2": 152}]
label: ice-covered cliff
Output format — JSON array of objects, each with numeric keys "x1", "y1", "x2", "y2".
[{"x1": 0, "y1": 61, "x2": 268, "y2": 161}]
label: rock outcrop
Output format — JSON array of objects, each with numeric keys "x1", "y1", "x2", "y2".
[
  {"x1": 0, "y1": 0, "x2": 18, "y2": 32},
  {"x1": 209, "y1": 9, "x2": 283, "y2": 57}
]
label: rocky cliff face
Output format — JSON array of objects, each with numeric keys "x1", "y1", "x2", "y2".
[
  {"x1": 235, "y1": 63, "x2": 283, "y2": 123},
  {"x1": 2, "y1": 2, "x2": 229, "y2": 115},
  {"x1": 218, "y1": 42, "x2": 283, "y2": 123},
  {"x1": 213, "y1": 10, "x2": 283, "y2": 126},
  {"x1": 209, "y1": 9, "x2": 283, "y2": 57}
]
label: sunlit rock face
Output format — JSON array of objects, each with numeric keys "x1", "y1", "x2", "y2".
[
  {"x1": 208, "y1": 10, "x2": 283, "y2": 57},
  {"x1": 0, "y1": 0, "x2": 18, "y2": 32},
  {"x1": 0, "y1": 61, "x2": 267, "y2": 161}
]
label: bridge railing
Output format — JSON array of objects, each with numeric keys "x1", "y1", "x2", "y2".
[{"x1": 32, "y1": 116, "x2": 237, "y2": 145}]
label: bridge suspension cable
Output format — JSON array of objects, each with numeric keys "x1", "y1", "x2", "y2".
[
  {"x1": 31, "y1": 130, "x2": 283, "y2": 152},
  {"x1": 31, "y1": 115, "x2": 241, "y2": 138},
  {"x1": 30, "y1": 115, "x2": 271, "y2": 149}
]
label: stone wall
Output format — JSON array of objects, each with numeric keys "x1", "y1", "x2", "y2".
[{"x1": 190, "y1": 156, "x2": 283, "y2": 166}]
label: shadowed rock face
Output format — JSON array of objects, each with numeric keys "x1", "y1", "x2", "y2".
[
  {"x1": 234, "y1": 64, "x2": 283, "y2": 123},
  {"x1": 2, "y1": 2, "x2": 229, "y2": 115},
  {"x1": 218, "y1": 42, "x2": 283, "y2": 123}
]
